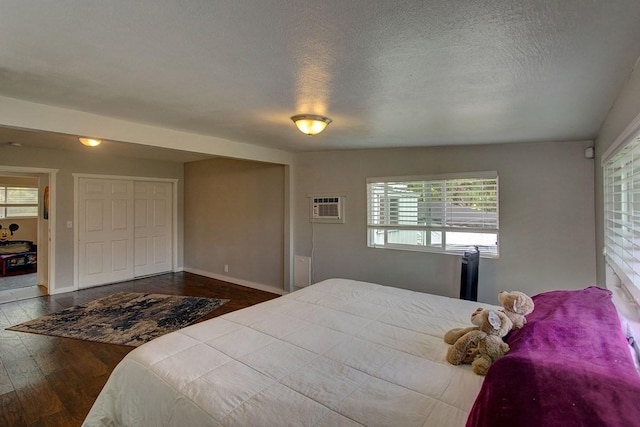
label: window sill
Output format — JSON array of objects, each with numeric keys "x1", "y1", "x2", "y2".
[{"x1": 368, "y1": 244, "x2": 499, "y2": 259}]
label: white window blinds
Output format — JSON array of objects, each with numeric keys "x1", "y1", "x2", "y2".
[
  {"x1": 0, "y1": 186, "x2": 38, "y2": 218},
  {"x1": 366, "y1": 172, "x2": 499, "y2": 256},
  {"x1": 604, "y1": 134, "x2": 640, "y2": 303}
]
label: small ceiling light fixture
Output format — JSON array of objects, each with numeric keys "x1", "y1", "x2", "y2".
[
  {"x1": 78, "y1": 137, "x2": 102, "y2": 147},
  {"x1": 291, "y1": 114, "x2": 332, "y2": 136}
]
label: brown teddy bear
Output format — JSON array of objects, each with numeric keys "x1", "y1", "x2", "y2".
[
  {"x1": 444, "y1": 307, "x2": 484, "y2": 363},
  {"x1": 446, "y1": 308, "x2": 512, "y2": 375},
  {"x1": 498, "y1": 290, "x2": 534, "y2": 329},
  {"x1": 444, "y1": 308, "x2": 483, "y2": 343}
]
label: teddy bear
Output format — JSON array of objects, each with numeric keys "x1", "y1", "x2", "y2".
[
  {"x1": 497, "y1": 290, "x2": 534, "y2": 329},
  {"x1": 444, "y1": 307, "x2": 484, "y2": 363},
  {"x1": 444, "y1": 308, "x2": 483, "y2": 343},
  {"x1": 446, "y1": 308, "x2": 512, "y2": 375}
]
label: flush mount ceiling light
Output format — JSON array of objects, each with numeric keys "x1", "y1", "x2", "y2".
[
  {"x1": 291, "y1": 114, "x2": 332, "y2": 135},
  {"x1": 78, "y1": 137, "x2": 102, "y2": 147}
]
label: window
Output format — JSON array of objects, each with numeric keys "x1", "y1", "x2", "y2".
[
  {"x1": 367, "y1": 172, "x2": 499, "y2": 257},
  {"x1": 0, "y1": 186, "x2": 39, "y2": 218},
  {"x1": 604, "y1": 132, "x2": 640, "y2": 303}
]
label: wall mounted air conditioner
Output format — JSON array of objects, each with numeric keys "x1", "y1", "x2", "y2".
[{"x1": 308, "y1": 194, "x2": 345, "y2": 223}]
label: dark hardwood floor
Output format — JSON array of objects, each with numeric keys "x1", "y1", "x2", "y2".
[{"x1": 0, "y1": 272, "x2": 280, "y2": 426}]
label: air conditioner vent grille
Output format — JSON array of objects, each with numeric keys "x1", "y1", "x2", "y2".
[{"x1": 310, "y1": 195, "x2": 345, "y2": 223}]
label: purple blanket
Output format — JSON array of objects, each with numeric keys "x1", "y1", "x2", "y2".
[{"x1": 466, "y1": 287, "x2": 640, "y2": 427}]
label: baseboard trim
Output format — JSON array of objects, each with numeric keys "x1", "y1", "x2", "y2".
[
  {"x1": 50, "y1": 285, "x2": 74, "y2": 295},
  {"x1": 183, "y1": 268, "x2": 285, "y2": 295}
]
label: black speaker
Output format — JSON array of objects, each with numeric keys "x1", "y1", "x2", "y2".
[{"x1": 460, "y1": 246, "x2": 480, "y2": 301}]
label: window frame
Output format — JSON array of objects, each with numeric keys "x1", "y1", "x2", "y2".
[
  {"x1": 603, "y1": 125, "x2": 640, "y2": 305},
  {"x1": 366, "y1": 171, "x2": 499, "y2": 258},
  {"x1": 0, "y1": 186, "x2": 39, "y2": 219}
]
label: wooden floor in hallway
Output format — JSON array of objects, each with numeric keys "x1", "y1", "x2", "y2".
[{"x1": 0, "y1": 272, "x2": 280, "y2": 426}]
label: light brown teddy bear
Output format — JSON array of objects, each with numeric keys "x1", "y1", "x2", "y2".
[
  {"x1": 498, "y1": 290, "x2": 534, "y2": 329},
  {"x1": 444, "y1": 307, "x2": 484, "y2": 364},
  {"x1": 444, "y1": 308, "x2": 483, "y2": 343},
  {"x1": 446, "y1": 308, "x2": 512, "y2": 375}
]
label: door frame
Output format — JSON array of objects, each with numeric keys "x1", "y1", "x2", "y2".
[
  {"x1": 0, "y1": 166, "x2": 58, "y2": 294},
  {"x1": 73, "y1": 173, "x2": 178, "y2": 291}
]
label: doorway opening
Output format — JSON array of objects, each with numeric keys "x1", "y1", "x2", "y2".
[{"x1": 0, "y1": 167, "x2": 56, "y2": 303}]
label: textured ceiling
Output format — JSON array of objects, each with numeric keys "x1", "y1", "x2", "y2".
[{"x1": 1, "y1": 0, "x2": 640, "y2": 154}]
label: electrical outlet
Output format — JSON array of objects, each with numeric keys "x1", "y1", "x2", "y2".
[{"x1": 224, "y1": 264, "x2": 229, "y2": 273}]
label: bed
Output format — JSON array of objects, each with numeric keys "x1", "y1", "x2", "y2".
[
  {"x1": 0, "y1": 239, "x2": 37, "y2": 276},
  {"x1": 83, "y1": 279, "x2": 640, "y2": 426}
]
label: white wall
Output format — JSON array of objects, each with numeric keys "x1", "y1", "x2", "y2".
[{"x1": 294, "y1": 141, "x2": 596, "y2": 304}]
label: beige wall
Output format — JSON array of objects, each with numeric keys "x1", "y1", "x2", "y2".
[
  {"x1": 0, "y1": 218, "x2": 37, "y2": 243},
  {"x1": 294, "y1": 141, "x2": 596, "y2": 304},
  {"x1": 595, "y1": 63, "x2": 640, "y2": 286},
  {"x1": 184, "y1": 158, "x2": 284, "y2": 292},
  {"x1": 0, "y1": 144, "x2": 184, "y2": 293}
]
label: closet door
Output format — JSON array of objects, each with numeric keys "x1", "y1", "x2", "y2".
[
  {"x1": 134, "y1": 181, "x2": 172, "y2": 277},
  {"x1": 78, "y1": 178, "x2": 134, "y2": 288}
]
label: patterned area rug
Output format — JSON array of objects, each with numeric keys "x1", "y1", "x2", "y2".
[{"x1": 6, "y1": 292, "x2": 228, "y2": 346}]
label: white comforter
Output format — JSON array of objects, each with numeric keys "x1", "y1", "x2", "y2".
[{"x1": 83, "y1": 278, "x2": 494, "y2": 427}]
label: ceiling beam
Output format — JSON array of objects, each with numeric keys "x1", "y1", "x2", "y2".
[{"x1": 0, "y1": 96, "x2": 294, "y2": 165}]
